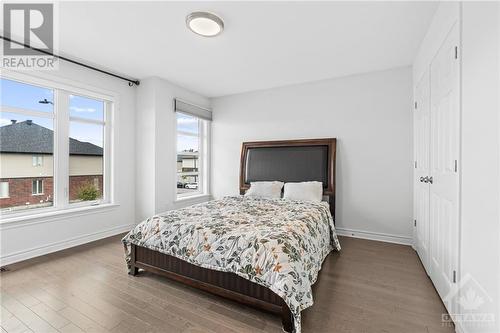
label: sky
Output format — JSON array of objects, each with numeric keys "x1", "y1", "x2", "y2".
[
  {"x1": 1, "y1": 78, "x2": 104, "y2": 147},
  {"x1": 176, "y1": 112, "x2": 200, "y2": 153},
  {"x1": 1, "y1": 78, "x2": 199, "y2": 153}
]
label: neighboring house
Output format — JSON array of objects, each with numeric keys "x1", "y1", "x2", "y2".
[
  {"x1": 177, "y1": 151, "x2": 199, "y2": 184},
  {"x1": 0, "y1": 120, "x2": 103, "y2": 210}
]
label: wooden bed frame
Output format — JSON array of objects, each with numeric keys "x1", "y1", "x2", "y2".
[{"x1": 129, "y1": 138, "x2": 337, "y2": 332}]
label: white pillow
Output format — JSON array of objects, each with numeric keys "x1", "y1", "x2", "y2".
[
  {"x1": 245, "y1": 181, "x2": 284, "y2": 199},
  {"x1": 283, "y1": 181, "x2": 323, "y2": 203}
]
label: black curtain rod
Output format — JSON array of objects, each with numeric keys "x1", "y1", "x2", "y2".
[{"x1": 1, "y1": 36, "x2": 140, "y2": 86}]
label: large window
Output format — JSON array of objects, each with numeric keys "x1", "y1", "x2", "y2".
[
  {"x1": 0, "y1": 74, "x2": 112, "y2": 216},
  {"x1": 176, "y1": 112, "x2": 209, "y2": 198}
]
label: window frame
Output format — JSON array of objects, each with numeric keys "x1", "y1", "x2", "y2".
[
  {"x1": 32, "y1": 179, "x2": 44, "y2": 195},
  {"x1": 32, "y1": 155, "x2": 43, "y2": 167},
  {"x1": 175, "y1": 112, "x2": 210, "y2": 200},
  {"x1": 0, "y1": 70, "x2": 116, "y2": 219}
]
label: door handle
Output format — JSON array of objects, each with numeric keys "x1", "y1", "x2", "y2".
[{"x1": 421, "y1": 176, "x2": 429, "y2": 183}]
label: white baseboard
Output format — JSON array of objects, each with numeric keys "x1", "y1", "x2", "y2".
[
  {"x1": 335, "y1": 227, "x2": 413, "y2": 246},
  {"x1": 0, "y1": 223, "x2": 134, "y2": 266}
]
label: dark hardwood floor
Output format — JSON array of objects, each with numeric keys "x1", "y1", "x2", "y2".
[{"x1": 0, "y1": 235, "x2": 453, "y2": 333}]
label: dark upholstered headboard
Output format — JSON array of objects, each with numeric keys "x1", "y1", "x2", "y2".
[{"x1": 239, "y1": 138, "x2": 336, "y2": 219}]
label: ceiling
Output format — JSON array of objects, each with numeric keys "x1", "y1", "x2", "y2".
[{"x1": 57, "y1": 1, "x2": 438, "y2": 97}]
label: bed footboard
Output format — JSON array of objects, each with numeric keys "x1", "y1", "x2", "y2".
[{"x1": 128, "y1": 244, "x2": 294, "y2": 332}]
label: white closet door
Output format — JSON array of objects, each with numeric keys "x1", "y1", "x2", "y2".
[
  {"x1": 429, "y1": 22, "x2": 460, "y2": 313},
  {"x1": 414, "y1": 70, "x2": 431, "y2": 274}
]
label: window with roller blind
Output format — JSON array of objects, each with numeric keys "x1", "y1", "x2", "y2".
[{"x1": 174, "y1": 99, "x2": 211, "y2": 199}]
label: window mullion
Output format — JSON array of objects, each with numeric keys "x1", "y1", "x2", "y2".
[
  {"x1": 55, "y1": 90, "x2": 70, "y2": 209},
  {"x1": 69, "y1": 116, "x2": 105, "y2": 126},
  {"x1": 204, "y1": 120, "x2": 211, "y2": 196},
  {"x1": 194, "y1": 121, "x2": 202, "y2": 196},
  {"x1": 103, "y1": 101, "x2": 112, "y2": 204},
  {"x1": 177, "y1": 130, "x2": 199, "y2": 137},
  {"x1": 1, "y1": 105, "x2": 55, "y2": 119}
]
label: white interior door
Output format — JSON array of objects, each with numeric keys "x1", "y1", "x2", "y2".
[
  {"x1": 414, "y1": 70, "x2": 431, "y2": 274},
  {"x1": 428, "y1": 22, "x2": 460, "y2": 313}
]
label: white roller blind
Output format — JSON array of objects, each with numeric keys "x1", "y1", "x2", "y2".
[{"x1": 174, "y1": 98, "x2": 212, "y2": 121}]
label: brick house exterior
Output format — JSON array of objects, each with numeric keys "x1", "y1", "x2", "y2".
[
  {"x1": 0, "y1": 121, "x2": 104, "y2": 211},
  {"x1": 0, "y1": 177, "x2": 53, "y2": 208},
  {"x1": 69, "y1": 175, "x2": 104, "y2": 201},
  {"x1": 0, "y1": 175, "x2": 104, "y2": 208}
]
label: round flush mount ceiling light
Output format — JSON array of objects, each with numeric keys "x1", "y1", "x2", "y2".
[{"x1": 186, "y1": 12, "x2": 224, "y2": 37}]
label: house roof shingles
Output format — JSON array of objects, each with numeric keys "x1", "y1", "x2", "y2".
[{"x1": 0, "y1": 121, "x2": 103, "y2": 156}]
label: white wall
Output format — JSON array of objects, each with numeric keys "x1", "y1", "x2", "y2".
[
  {"x1": 135, "y1": 78, "x2": 157, "y2": 220},
  {"x1": 461, "y1": 3, "x2": 500, "y2": 332},
  {"x1": 211, "y1": 67, "x2": 414, "y2": 244},
  {"x1": 135, "y1": 77, "x2": 211, "y2": 221},
  {"x1": 0, "y1": 61, "x2": 137, "y2": 265}
]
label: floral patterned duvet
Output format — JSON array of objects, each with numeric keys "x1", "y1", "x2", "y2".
[{"x1": 122, "y1": 196, "x2": 341, "y2": 332}]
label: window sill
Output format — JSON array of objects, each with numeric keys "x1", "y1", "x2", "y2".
[
  {"x1": 0, "y1": 203, "x2": 120, "y2": 228},
  {"x1": 174, "y1": 193, "x2": 211, "y2": 204}
]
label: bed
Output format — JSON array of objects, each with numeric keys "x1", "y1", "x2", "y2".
[{"x1": 123, "y1": 138, "x2": 340, "y2": 333}]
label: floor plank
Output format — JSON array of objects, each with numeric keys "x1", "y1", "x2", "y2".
[
  {"x1": 0, "y1": 305, "x2": 32, "y2": 333},
  {"x1": 58, "y1": 306, "x2": 108, "y2": 333},
  {"x1": 1, "y1": 293, "x2": 58, "y2": 333},
  {"x1": 58, "y1": 323, "x2": 85, "y2": 333},
  {"x1": 0, "y1": 235, "x2": 454, "y2": 333},
  {"x1": 29, "y1": 303, "x2": 69, "y2": 329}
]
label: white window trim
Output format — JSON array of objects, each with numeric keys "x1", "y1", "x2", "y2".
[
  {"x1": 0, "y1": 70, "x2": 117, "y2": 221},
  {"x1": 174, "y1": 193, "x2": 212, "y2": 204},
  {"x1": 0, "y1": 203, "x2": 120, "y2": 227},
  {"x1": 2, "y1": 105, "x2": 52, "y2": 118},
  {"x1": 175, "y1": 112, "x2": 210, "y2": 200}
]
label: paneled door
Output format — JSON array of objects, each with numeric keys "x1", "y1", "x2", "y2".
[
  {"x1": 428, "y1": 22, "x2": 460, "y2": 313},
  {"x1": 414, "y1": 70, "x2": 431, "y2": 274}
]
